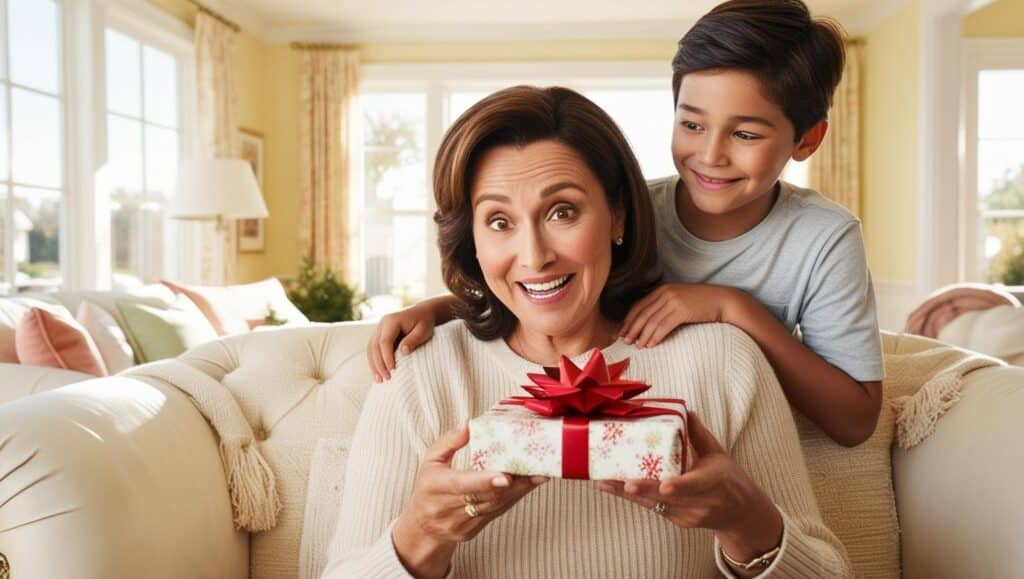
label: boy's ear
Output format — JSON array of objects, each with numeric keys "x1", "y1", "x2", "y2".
[{"x1": 792, "y1": 120, "x2": 828, "y2": 162}]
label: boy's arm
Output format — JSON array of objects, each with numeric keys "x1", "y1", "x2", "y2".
[
  {"x1": 367, "y1": 294, "x2": 459, "y2": 382},
  {"x1": 723, "y1": 289, "x2": 882, "y2": 447},
  {"x1": 621, "y1": 284, "x2": 882, "y2": 447}
]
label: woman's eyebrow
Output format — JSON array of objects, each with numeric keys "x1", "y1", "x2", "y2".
[{"x1": 472, "y1": 181, "x2": 586, "y2": 208}]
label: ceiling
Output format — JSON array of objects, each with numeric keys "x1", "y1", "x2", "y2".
[{"x1": 208, "y1": 0, "x2": 906, "y2": 43}]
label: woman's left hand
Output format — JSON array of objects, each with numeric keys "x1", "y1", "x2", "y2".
[{"x1": 597, "y1": 412, "x2": 783, "y2": 561}]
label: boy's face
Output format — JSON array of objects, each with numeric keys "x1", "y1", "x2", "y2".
[{"x1": 672, "y1": 69, "x2": 821, "y2": 216}]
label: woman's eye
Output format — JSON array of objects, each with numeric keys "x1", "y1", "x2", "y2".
[
  {"x1": 735, "y1": 131, "x2": 761, "y2": 141},
  {"x1": 681, "y1": 121, "x2": 702, "y2": 132},
  {"x1": 549, "y1": 206, "x2": 577, "y2": 221},
  {"x1": 487, "y1": 217, "x2": 510, "y2": 231}
]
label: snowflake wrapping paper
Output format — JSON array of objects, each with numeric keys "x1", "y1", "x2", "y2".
[{"x1": 468, "y1": 402, "x2": 689, "y2": 480}]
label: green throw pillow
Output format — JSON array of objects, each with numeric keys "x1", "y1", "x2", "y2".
[{"x1": 115, "y1": 295, "x2": 219, "y2": 362}]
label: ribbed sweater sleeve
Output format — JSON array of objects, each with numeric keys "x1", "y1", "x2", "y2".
[{"x1": 712, "y1": 326, "x2": 853, "y2": 578}]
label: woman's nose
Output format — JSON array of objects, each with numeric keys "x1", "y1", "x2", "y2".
[{"x1": 518, "y1": 226, "x2": 555, "y2": 271}]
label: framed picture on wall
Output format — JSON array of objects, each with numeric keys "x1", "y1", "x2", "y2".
[{"x1": 238, "y1": 127, "x2": 266, "y2": 253}]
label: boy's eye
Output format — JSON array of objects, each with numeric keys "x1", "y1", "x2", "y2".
[
  {"x1": 487, "y1": 216, "x2": 510, "y2": 231},
  {"x1": 735, "y1": 131, "x2": 762, "y2": 141}
]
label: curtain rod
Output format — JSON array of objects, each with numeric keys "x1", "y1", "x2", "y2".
[
  {"x1": 291, "y1": 42, "x2": 359, "y2": 51},
  {"x1": 187, "y1": 0, "x2": 241, "y2": 33}
]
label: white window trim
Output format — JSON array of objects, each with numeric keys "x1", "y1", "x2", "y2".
[
  {"x1": 60, "y1": 0, "x2": 196, "y2": 290},
  {"x1": 358, "y1": 61, "x2": 669, "y2": 298},
  {"x1": 961, "y1": 37, "x2": 1024, "y2": 283}
]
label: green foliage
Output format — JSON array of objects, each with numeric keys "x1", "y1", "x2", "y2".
[
  {"x1": 985, "y1": 163, "x2": 1024, "y2": 285},
  {"x1": 263, "y1": 306, "x2": 287, "y2": 327},
  {"x1": 286, "y1": 257, "x2": 365, "y2": 322}
]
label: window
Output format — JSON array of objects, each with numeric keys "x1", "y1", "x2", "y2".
[
  {"x1": 358, "y1": 62, "x2": 679, "y2": 315},
  {"x1": 964, "y1": 40, "x2": 1024, "y2": 284},
  {"x1": 102, "y1": 27, "x2": 182, "y2": 287},
  {"x1": 1, "y1": 0, "x2": 64, "y2": 292}
]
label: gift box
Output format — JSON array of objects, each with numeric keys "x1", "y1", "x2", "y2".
[{"x1": 468, "y1": 349, "x2": 689, "y2": 480}]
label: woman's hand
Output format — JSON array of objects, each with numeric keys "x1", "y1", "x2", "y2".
[
  {"x1": 597, "y1": 412, "x2": 783, "y2": 570},
  {"x1": 367, "y1": 303, "x2": 438, "y2": 382},
  {"x1": 620, "y1": 284, "x2": 740, "y2": 348},
  {"x1": 393, "y1": 424, "x2": 549, "y2": 578}
]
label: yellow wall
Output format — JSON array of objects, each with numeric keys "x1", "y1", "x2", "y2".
[
  {"x1": 964, "y1": 0, "x2": 1024, "y2": 37},
  {"x1": 361, "y1": 39, "x2": 677, "y2": 63},
  {"x1": 862, "y1": 0, "x2": 919, "y2": 282}
]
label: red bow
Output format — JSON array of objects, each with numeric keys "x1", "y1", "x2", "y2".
[{"x1": 504, "y1": 349, "x2": 680, "y2": 419}]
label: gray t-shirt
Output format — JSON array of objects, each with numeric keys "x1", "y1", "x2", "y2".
[{"x1": 647, "y1": 175, "x2": 884, "y2": 382}]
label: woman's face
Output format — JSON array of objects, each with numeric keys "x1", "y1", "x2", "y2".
[{"x1": 470, "y1": 140, "x2": 624, "y2": 340}]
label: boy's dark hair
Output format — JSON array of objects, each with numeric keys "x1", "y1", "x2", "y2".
[{"x1": 672, "y1": 0, "x2": 846, "y2": 141}]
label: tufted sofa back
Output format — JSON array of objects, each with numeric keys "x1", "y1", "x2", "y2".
[{"x1": 138, "y1": 322, "x2": 377, "y2": 579}]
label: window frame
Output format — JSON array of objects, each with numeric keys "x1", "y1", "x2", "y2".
[
  {"x1": 961, "y1": 38, "x2": 1024, "y2": 283},
  {"x1": 0, "y1": 0, "x2": 67, "y2": 293},
  {"x1": 358, "y1": 61, "x2": 669, "y2": 300}
]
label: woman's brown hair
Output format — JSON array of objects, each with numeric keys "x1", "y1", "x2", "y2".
[{"x1": 433, "y1": 85, "x2": 658, "y2": 341}]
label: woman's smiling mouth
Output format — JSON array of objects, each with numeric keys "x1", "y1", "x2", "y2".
[{"x1": 517, "y1": 274, "x2": 576, "y2": 303}]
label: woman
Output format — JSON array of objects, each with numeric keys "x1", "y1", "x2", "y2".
[{"x1": 323, "y1": 86, "x2": 850, "y2": 578}]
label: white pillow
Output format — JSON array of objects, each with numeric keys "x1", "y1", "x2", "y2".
[{"x1": 77, "y1": 300, "x2": 137, "y2": 373}]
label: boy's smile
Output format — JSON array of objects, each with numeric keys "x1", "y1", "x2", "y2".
[{"x1": 671, "y1": 69, "x2": 825, "y2": 241}]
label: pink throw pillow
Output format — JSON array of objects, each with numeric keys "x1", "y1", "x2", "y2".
[{"x1": 16, "y1": 307, "x2": 108, "y2": 377}]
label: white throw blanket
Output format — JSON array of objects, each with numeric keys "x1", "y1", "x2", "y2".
[
  {"x1": 885, "y1": 337, "x2": 1004, "y2": 448},
  {"x1": 127, "y1": 359, "x2": 282, "y2": 532}
]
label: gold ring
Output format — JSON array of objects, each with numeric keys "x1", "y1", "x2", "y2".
[
  {"x1": 464, "y1": 502, "x2": 480, "y2": 518},
  {"x1": 463, "y1": 494, "x2": 478, "y2": 504},
  {"x1": 652, "y1": 502, "x2": 667, "y2": 515}
]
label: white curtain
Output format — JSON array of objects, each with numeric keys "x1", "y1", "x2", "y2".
[
  {"x1": 809, "y1": 41, "x2": 862, "y2": 217},
  {"x1": 194, "y1": 10, "x2": 240, "y2": 283},
  {"x1": 298, "y1": 48, "x2": 360, "y2": 282}
]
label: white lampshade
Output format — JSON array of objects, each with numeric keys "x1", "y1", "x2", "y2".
[{"x1": 171, "y1": 159, "x2": 268, "y2": 220}]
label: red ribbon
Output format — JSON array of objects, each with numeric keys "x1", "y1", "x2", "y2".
[{"x1": 499, "y1": 349, "x2": 686, "y2": 479}]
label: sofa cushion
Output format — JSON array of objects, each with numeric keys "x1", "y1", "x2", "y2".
[
  {"x1": 0, "y1": 296, "x2": 68, "y2": 363},
  {"x1": 162, "y1": 278, "x2": 309, "y2": 336},
  {"x1": 16, "y1": 307, "x2": 108, "y2": 377},
  {"x1": 117, "y1": 296, "x2": 219, "y2": 362},
  {"x1": 77, "y1": 300, "x2": 137, "y2": 373},
  {"x1": 173, "y1": 322, "x2": 376, "y2": 579}
]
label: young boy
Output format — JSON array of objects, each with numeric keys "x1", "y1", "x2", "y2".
[{"x1": 366, "y1": 0, "x2": 883, "y2": 447}]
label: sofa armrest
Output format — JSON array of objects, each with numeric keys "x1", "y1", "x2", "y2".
[
  {"x1": 0, "y1": 376, "x2": 247, "y2": 579},
  {"x1": 0, "y1": 363, "x2": 94, "y2": 407},
  {"x1": 893, "y1": 364, "x2": 1024, "y2": 578}
]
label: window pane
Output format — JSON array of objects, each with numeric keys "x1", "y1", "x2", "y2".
[
  {"x1": 448, "y1": 91, "x2": 490, "y2": 126},
  {"x1": 105, "y1": 28, "x2": 141, "y2": 117},
  {"x1": 584, "y1": 89, "x2": 676, "y2": 180},
  {"x1": 8, "y1": 0, "x2": 60, "y2": 94},
  {"x1": 145, "y1": 125, "x2": 178, "y2": 201},
  {"x1": 0, "y1": 88, "x2": 7, "y2": 180},
  {"x1": 13, "y1": 186, "x2": 60, "y2": 288},
  {"x1": 12, "y1": 88, "x2": 61, "y2": 188},
  {"x1": 363, "y1": 214, "x2": 427, "y2": 302},
  {"x1": 0, "y1": 186, "x2": 7, "y2": 290},
  {"x1": 143, "y1": 45, "x2": 177, "y2": 127},
  {"x1": 362, "y1": 92, "x2": 427, "y2": 211},
  {"x1": 978, "y1": 140, "x2": 1024, "y2": 204},
  {"x1": 985, "y1": 217, "x2": 1024, "y2": 284},
  {"x1": 107, "y1": 114, "x2": 143, "y2": 194},
  {"x1": 979, "y1": 70, "x2": 1024, "y2": 140}
]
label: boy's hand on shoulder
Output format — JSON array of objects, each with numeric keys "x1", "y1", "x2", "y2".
[
  {"x1": 620, "y1": 284, "x2": 739, "y2": 348},
  {"x1": 367, "y1": 303, "x2": 437, "y2": 383}
]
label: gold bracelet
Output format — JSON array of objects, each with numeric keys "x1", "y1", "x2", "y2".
[{"x1": 720, "y1": 543, "x2": 782, "y2": 571}]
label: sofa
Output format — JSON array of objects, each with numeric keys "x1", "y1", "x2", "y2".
[
  {"x1": 0, "y1": 322, "x2": 1022, "y2": 578},
  {"x1": 0, "y1": 279, "x2": 310, "y2": 407}
]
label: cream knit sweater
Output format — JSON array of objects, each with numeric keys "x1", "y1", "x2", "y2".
[{"x1": 323, "y1": 321, "x2": 852, "y2": 578}]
